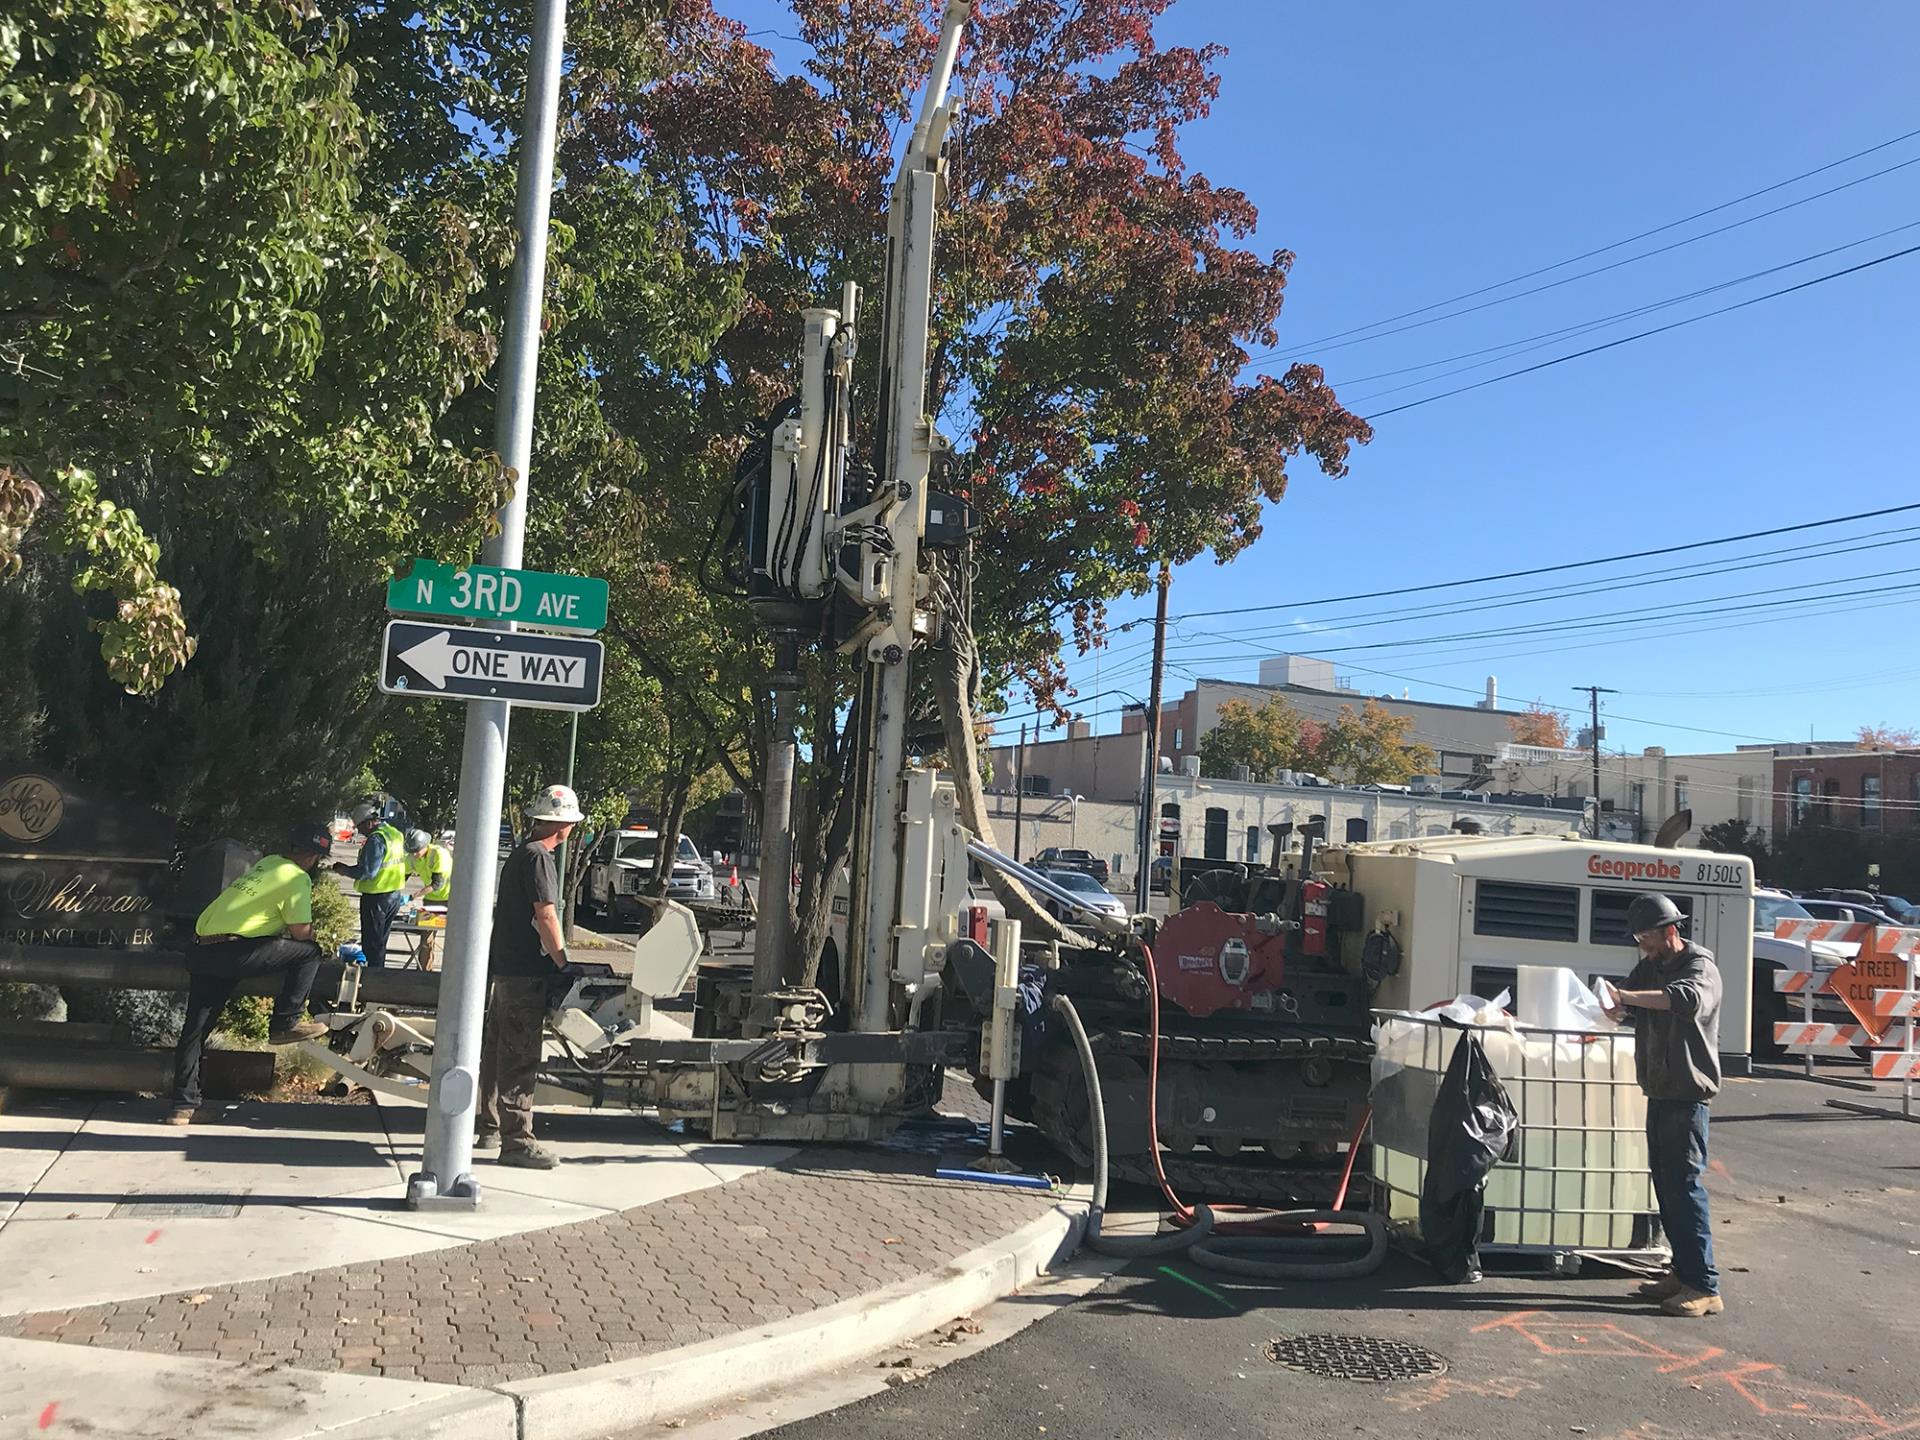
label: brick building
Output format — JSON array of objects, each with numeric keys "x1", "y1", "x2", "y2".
[{"x1": 1774, "y1": 748, "x2": 1920, "y2": 836}]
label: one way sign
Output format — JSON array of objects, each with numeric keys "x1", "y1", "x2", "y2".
[{"x1": 379, "y1": 621, "x2": 604, "y2": 712}]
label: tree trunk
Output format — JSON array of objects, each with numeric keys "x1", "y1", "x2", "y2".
[
  {"x1": 646, "y1": 765, "x2": 697, "y2": 900},
  {"x1": 928, "y1": 555, "x2": 1078, "y2": 946},
  {"x1": 793, "y1": 660, "x2": 857, "y2": 992}
]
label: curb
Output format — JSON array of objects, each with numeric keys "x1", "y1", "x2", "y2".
[{"x1": 501, "y1": 1198, "x2": 1087, "y2": 1440}]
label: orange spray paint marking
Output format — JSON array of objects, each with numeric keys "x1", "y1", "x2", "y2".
[
  {"x1": 144, "y1": 1230, "x2": 162, "y2": 1244},
  {"x1": 38, "y1": 1402, "x2": 58, "y2": 1429}
]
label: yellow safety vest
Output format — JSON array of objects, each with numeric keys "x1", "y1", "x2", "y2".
[
  {"x1": 354, "y1": 822, "x2": 408, "y2": 895},
  {"x1": 411, "y1": 843, "x2": 452, "y2": 903}
]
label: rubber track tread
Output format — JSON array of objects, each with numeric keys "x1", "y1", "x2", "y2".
[{"x1": 1111, "y1": 1152, "x2": 1347, "y2": 1206}]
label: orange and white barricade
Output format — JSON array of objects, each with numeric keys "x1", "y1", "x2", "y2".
[{"x1": 1772, "y1": 919, "x2": 1920, "y2": 1117}]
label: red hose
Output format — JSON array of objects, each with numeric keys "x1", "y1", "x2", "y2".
[
  {"x1": 1136, "y1": 941, "x2": 1200, "y2": 1224},
  {"x1": 1139, "y1": 940, "x2": 1372, "y2": 1235}
]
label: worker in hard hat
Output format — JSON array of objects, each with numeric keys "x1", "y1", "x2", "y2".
[
  {"x1": 477, "y1": 782, "x2": 584, "y2": 1169},
  {"x1": 1601, "y1": 892, "x2": 1723, "y2": 1318},
  {"x1": 407, "y1": 828, "x2": 454, "y2": 905},
  {"x1": 406, "y1": 828, "x2": 453, "y2": 968},
  {"x1": 167, "y1": 821, "x2": 332, "y2": 1126},
  {"x1": 340, "y1": 799, "x2": 407, "y2": 968}
]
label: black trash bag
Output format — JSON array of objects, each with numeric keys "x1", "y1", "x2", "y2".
[{"x1": 1418, "y1": 1028, "x2": 1518, "y2": 1283}]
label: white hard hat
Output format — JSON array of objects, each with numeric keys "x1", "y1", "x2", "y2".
[
  {"x1": 406, "y1": 828, "x2": 431, "y2": 852},
  {"x1": 350, "y1": 800, "x2": 381, "y2": 825},
  {"x1": 526, "y1": 783, "x2": 584, "y2": 823}
]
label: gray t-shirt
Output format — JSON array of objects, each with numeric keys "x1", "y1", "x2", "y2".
[{"x1": 1626, "y1": 941, "x2": 1723, "y2": 1102}]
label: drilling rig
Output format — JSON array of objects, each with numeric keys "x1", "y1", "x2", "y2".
[{"x1": 302, "y1": 0, "x2": 1377, "y2": 1200}]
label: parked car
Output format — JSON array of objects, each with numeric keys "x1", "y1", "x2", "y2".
[
  {"x1": 1034, "y1": 866, "x2": 1129, "y2": 926},
  {"x1": 1803, "y1": 888, "x2": 1918, "y2": 924},
  {"x1": 1794, "y1": 895, "x2": 1904, "y2": 929},
  {"x1": 581, "y1": 827, "x2": 716, "y2": 922},
  {"x1": 1750, "y1": 888, "x2": 1858, "y2": 1059},
  {"x1": 1034, "y1": 846, "x2": 1110, "y2": 885}
]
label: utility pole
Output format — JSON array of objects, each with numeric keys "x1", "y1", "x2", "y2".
[
  {"x1": 409, "y1": 0, "x2": 567, "y2": 1211},
  {"x1": 1574, "y1": 685, "x2": 1617, "y2": 840},
  {"x1": 1012, "y1": 721, "x2": 1028, "y2": 861},
  {"x1": 1135, "y1": 563, "x2": 1171, "y2": 913}
]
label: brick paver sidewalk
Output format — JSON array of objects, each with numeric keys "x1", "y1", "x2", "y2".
[{"x1": 0, "y1": 1147, "x2": 1058, "y2": 1389}]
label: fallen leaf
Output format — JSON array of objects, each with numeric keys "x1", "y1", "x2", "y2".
[
  {"x1": 187, "y1": 1294, "x2": 210, "y2": 1305},
  {"x1": 881, "y1": 1237, "x2": 902, "y2": 1245}
]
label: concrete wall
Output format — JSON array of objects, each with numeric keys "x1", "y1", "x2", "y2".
[
  {"x1": 1495, "y1": 746, "x2": 1777, "y2": 844},
  {"x1": 983, "y1": 730, "x2": 1147, "y2": 805}
]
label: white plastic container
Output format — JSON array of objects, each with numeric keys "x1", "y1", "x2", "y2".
[{"x1": 1371, "y1": 1010, "x2": 1656, "y2": 1256}]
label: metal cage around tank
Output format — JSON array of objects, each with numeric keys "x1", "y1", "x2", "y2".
[{"x1": 1367, "y1": 1010, "x2": 1670, "y2": 1276}]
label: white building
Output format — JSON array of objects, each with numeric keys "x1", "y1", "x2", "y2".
[{"x1": 982, "y1": 765, "x2": 1591, "y2": 886}]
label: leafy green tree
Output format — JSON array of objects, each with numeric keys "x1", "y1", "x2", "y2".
[
  {"x1": 1699, "y1": 818, "x2": 1772, "y2": 882},
  {"x1": 1310, "y1": 700, "x2": 1437, "y2": 785},
  {"x1": 0, "y1": 2, "x2": 512, "y2": 690},
  {"x1": 1199, "y1": 698, "x2": 1321, "y2": 780}
]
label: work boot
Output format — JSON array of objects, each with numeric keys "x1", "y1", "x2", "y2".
[
  {"x1": 499, "y1": 1140, "x2": 559, "y2": 1170},
  {"x1": 164, "y1": 1106, "x2": 197, "y2": 1127},
  {"x1": 268, "y1": 1018, "x2": 328, "y2": 1045},
  {"x1": 473, "y1": 1129, "x2": 500, "y2": 1152},
  {"x1": 1662, "y1": 1287, "x2": 1724, "y2": 1318},
  {"x1": 1636, "y1": 1273, "x2": 1683, "y2": 1301}
]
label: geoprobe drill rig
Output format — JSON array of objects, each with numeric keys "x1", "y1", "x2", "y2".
[{"x1": 309, "y1": 0, "x2": 1375, "y2": 1202}]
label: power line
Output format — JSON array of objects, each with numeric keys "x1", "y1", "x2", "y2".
[
  {"x1": 1167, "y1": 501, "x2": 1920, "y2": 623},
  {"x1": 1097, "y1": 526, "x2": 1920, "y2": 665},
  {"x1": 1336, "y1": 218, "x2": 1920, "y2": 399},
  {"x1": 1362, "y1": 242, "x2": 1920, "y2": 420},
  {"x1": 1162, "y1": 576, "x2": 1920, "y2": 662},
  {"x1": 1259, "y1": 125, "x2": 1920, "y2": 357},
  {"x1": 1260, "y1": 156, "x2": 1920, "y2": 368}
]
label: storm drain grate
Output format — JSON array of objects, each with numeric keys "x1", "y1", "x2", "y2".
[
  {"x1": 1264, "y1": 1333, "x2": 1448, "y2": 1383},
  {"x1": 110, "y1": 1195, "x2": 247, "y2": 1219}
]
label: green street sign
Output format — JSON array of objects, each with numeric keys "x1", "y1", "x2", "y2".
[{"x1": 386, "y1": 559, "x2": 608, "y2": 634}]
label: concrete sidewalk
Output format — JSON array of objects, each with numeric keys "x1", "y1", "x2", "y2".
[{"x1": 0, "y1": 1087, "x2": 1080, "y2": 1440}]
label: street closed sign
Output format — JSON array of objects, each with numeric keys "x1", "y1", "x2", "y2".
[
  {"x1": 379, "y1": 621, "x2": 603, "y2": 712},
  {"x1": 387, "y1": 558, "x2": 608, "y2": 633},
  {"x1": 1833, "y1": 952, "x2": 1905, "y2": 1042}
]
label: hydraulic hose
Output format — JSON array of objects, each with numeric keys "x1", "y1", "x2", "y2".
[{"x1": 1050, "y1": 939, "x2": 1387, "y2": 1281}]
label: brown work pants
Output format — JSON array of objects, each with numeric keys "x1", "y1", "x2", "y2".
[{"x1": 478, "y1": 975, "x2": 549, "y2": 1145}]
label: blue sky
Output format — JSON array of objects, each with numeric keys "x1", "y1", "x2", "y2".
[{"x1": 727, "y1": 2, "x2": 1920, "y2": 755}]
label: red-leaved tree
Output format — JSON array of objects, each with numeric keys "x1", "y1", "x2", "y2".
[{"x1": 567, "y1": 0, "x2": 1372, "y2": 978}]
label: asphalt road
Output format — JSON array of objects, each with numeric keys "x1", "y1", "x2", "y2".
[{"x1": 757, "y1": 1068, "x2": 1920, "y2": 1440}]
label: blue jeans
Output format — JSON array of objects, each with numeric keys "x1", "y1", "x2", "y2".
[
  {"x1": 1647, "y1": 1098, "x2": 1718, "y2": 1296},
  {"x1": 359, "y1": 890, "x2": 405, "y2": 968}
]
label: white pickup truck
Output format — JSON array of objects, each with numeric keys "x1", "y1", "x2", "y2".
[
  {"x1": 1750, "y1": 887, "x2": 1857, "y2": 1058},
  {"x1": 580, "y1": 827, "x2": 716, "y2": 924}
]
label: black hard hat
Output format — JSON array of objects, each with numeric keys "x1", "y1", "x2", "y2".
[
  {"x1": 288, "y1": 821, "x2": 334, "y2": 856},
  {"x1": 1627, "y1": 892, "x2": 1686, "y2": 936}
]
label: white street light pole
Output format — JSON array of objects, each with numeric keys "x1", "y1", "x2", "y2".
[{"x1": 408, "y1": 0, "x2": 568, "y2": 1209}]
